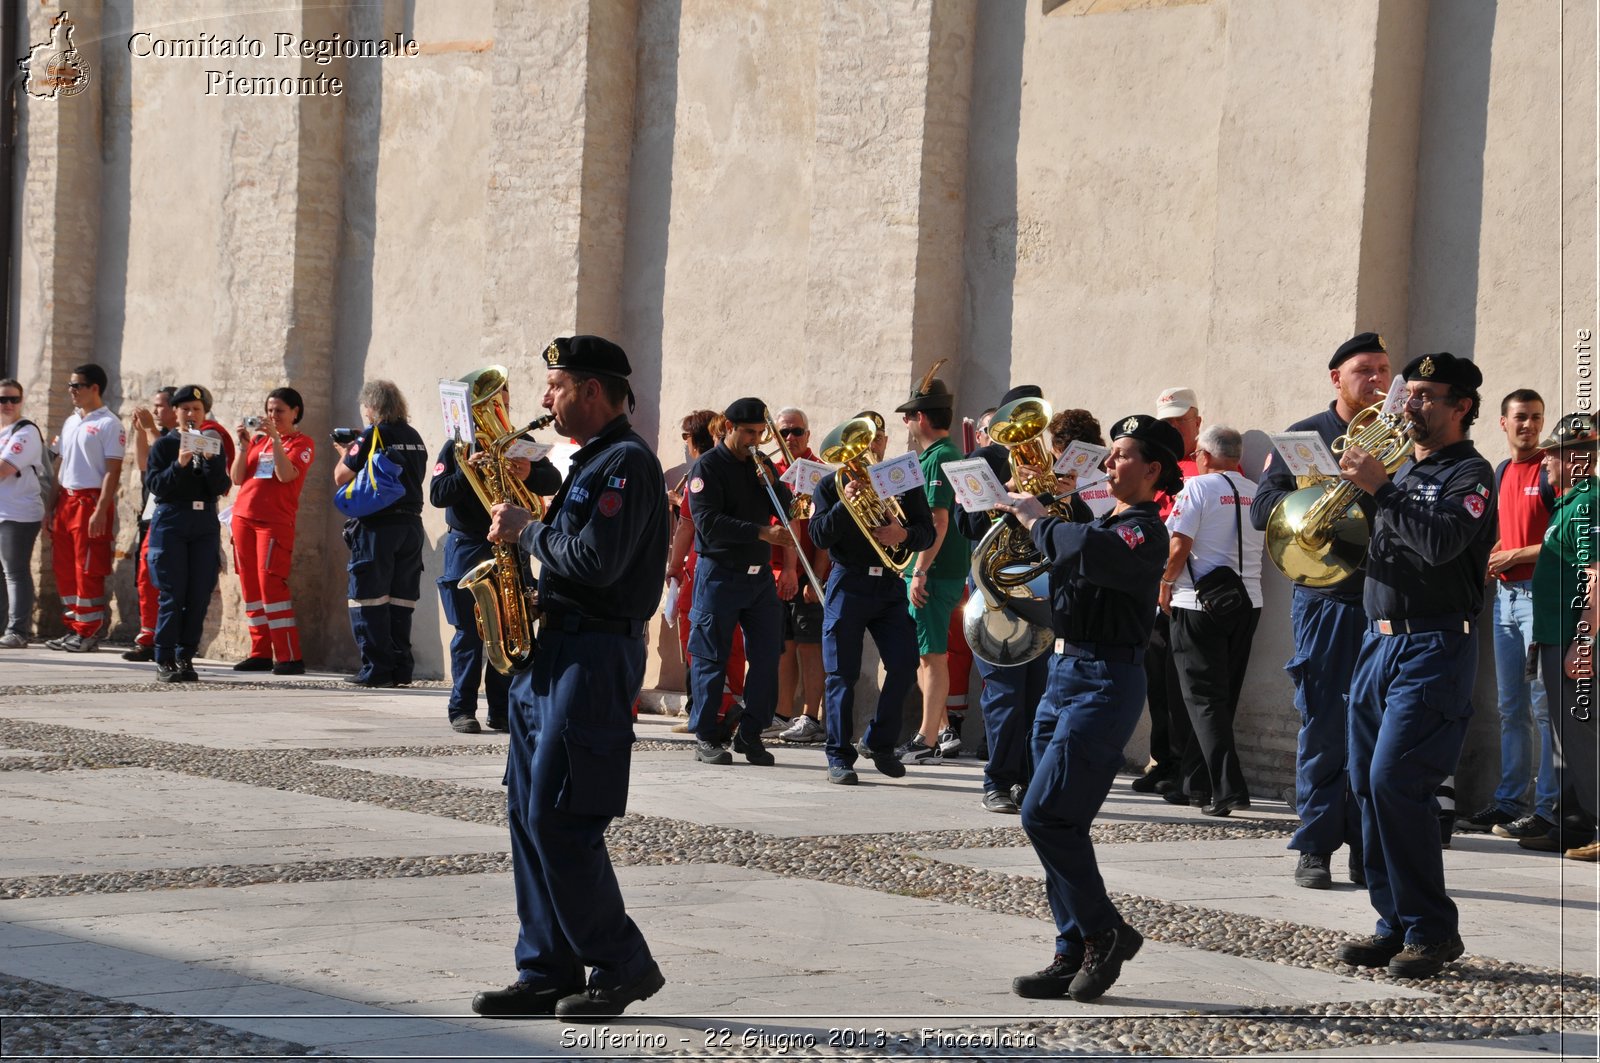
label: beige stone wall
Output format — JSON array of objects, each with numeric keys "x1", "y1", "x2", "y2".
[{"x1": 8, "y1": 0, "x2": 1590, "y2": 798}]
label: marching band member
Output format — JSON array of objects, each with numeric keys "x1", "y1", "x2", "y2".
[
  {"x1": 684, "y1": 398, "x2": 794, "y2": 767},
  {"x1": 999, "y1": 414, "x2": 1183, "y2": 1002},
  {"x1": 476, "y1": 335, "x2": 668, "y2": 1021},
  {"x1": 1249, "y1": 332, "x2": 1390, "y2": 889},
  {"x1": 807, "y1": 424, "x2": 935, "y2": 785},
  {"x1": 1335, "y1": 352, "x2": 1494, "y2": 979},
  {"x1": 770, "y1": 407, "x2": 831, "y2": 743}
]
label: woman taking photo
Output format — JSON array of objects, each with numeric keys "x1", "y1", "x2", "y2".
[{"x1": 230, "y1": 387, "x2": 316, "y2": 675}]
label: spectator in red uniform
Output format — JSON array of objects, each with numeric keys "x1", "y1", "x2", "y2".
[
  {"x1": 229, "y1": 387, "x2": 316, "y2": 675},
  {"x1": 770, "y1": 406, "x2": 831, "y2": 742},
  {"x1": 47, "y1": 363, "x2": 125, "y2": 652}
]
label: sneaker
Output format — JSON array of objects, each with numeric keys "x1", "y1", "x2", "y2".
[
  {"x1": 1565, "y1": 841, "x2": 1600, "y2": 861},
  {"x1": 1460, "y1": 804, "x2": 1518, "y2": 833},
  {"x1": 731, "y1": 730, "x2": 776, "y2": 766},
  {"x1": 1294, "y1": 852, "x2": 1333, "y2": 889},
  {"x1": 553, "y1": 962, "x2": 666, "y2": 1021},
  {"x1": 895, "y1": 734, "x2": 941, "y2": 763},
  {"x1": 866, "y1": 748, "x2": 906, "y2": 779},
  {"x1": 762, "y1": 715, "x2": 792, "y2": 739},
  {"x1": 66, "y1": 635, "x2": 100, "y2": 653},
  {"x1": 45, "y1": 634, "x2": 78, "y2": 651},
  {"x1": 983, "y1": 790, "x2": 1020, "y2": 814},
  {"x1": 0, "y1": 632, "x2": 27, "y2": 649},
  {"x1": 1387, "y1": 935, "x2": 1465, "y2": 978},
  {"x1": 694, "y1": 739, "x2": 732, "y2": 765},
  {"x1": 937, "y1": 727, "x2": 962, "y2": 755},
  {"x1": 1492, "y1": 814, "x2": 1554, "y2": 839},
  {"x1": 120, "y1": 643, "x2": 153, "y2": 661},
  {"x1": 1012, "y1": 952, "x2": 1082, "y2": 998},
  {"x1": 779, "y1": 715, "x2": 824, "y2": 743},
  {"x1": 155, "y1": 661, "x2": 183, "y2": 683},
  {"x1": 450, "y1": 716, "x2": 481, "y2": 734},
  {"x1": 272, "y1": 660, "x2": 305, "y2": 676},
  {"x1": 827, "y1": 764, "x2": 859, "y2": 786},
  {"x1": 1069, "y1": 923, "x2": 1142, "y2": 1002},
  {"x1": 233, "y1": 656, "x2": 273, "y2": 672},
  {"x1": 177, "y1": 656, "x2": 199, "y2": 682},
  {"x1": 1348, "y1": 847, "x2": 1366, "y2": 887},
  {"x1": 1337, "y1": 932, "x2": 1403, "y2": 967}
]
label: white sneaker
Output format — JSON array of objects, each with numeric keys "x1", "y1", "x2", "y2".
[
  {"x1": 937, "y1": 727, "x2": 962, "y2": 755},
  {"x1": 780, "y1": 715, "x2": 825, "y2": 743},
  {"x1": 762, "y1": 716, "x2": 792, "y2": 739},
  {"x1": 0, "y1": 632, "x2": 26, "y2": 648}
]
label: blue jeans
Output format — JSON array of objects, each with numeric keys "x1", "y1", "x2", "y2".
[{"x1": 1491, "y1": 580, "x2": 1554, "y2": 819}]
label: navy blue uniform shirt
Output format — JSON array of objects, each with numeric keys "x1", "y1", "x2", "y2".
[
  {"x1": 341, "y1": 420, "x2": 429, "y2": 521},
  {"x1": 808, "y1": 469, "x2": 936, "y2": 571},
  {"x1": 517, "y1": 416, "x2": 668, "y2": 622},
  {"x1": 954, "y1": 441, "x2": 1093, "y2": 544},
  {"x1": 1362, "y1": 439, "x2": 1496, "y2": 622},
  {"x1": 146, "y1": 432, "x2": 230, "y2": 505},
  {"x1": 687, "y1": 441, "x2": 793, "y2": 569},
  {"x1": 429, "y1": 439, "x2": 561, "y2": 536},
  {"x1": 1031, "y1": 501, "x2": 1168, "y2": 646},
  {"x1": 1250, "y1": 402, "x2": 1367, "y2": 602}
]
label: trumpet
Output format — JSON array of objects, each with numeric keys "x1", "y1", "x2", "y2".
[
  {"x1": 818, "y1": 415, "x2": 915, "y2": 576},
  {"x1": 453, "y1": 365, "x2": 554, "y2": 675}
]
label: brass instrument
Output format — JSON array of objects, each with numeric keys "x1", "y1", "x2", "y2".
[
  {"x1": 1265, "y1": 400, "x2": 1414, "y2": 587},
  {"x1": 759, "y1": 409, "x2": 811, "y2": 520},
  {"x1": 961, "y1": 396, "x2": 1080, "y2": 668},
  {"x1": 818, "y1": 415, "x2": 915, "y2": 575},
  {"x1": 453, "y1": 365, "x2": 555, "y2": 674}
]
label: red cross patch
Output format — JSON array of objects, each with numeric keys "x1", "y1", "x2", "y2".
[
  {"x1": 1117, "y1": 524, "x2": 1145, "y2": 550},
  {"x1": 597, "y1": 490, "x2": 624, "y2": 517},
  {"x1": 1463, "y1": 494, "x2": 1485, "y2": 519},
  {"x1": 433, "y1": 462, "x2": 445, "y2": 475}
]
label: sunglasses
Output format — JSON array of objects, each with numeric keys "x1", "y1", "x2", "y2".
[
  {"x1": 777, "y1": 427, "x2": 806, "y2": 438},
  {"x1": 0, "y1": 396, "x2": 20, "y2": 405},
  {"x1": 66, "y1": 382, "x2": 86, "y2": 390}
]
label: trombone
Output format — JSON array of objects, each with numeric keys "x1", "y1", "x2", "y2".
[{"x1": 749, "y1": 407, "x2": 826, "y2": 602}]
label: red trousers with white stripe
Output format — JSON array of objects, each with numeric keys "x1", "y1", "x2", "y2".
[
  {"x1": 232, "y1": 515, "x2": 301, "y2": 662},
  {"x1": 135, "y1": 527, "x2": 156, "y2": 646},
  {"x1": 51, "y1": 489, "x2": 113, "y2": 638}
]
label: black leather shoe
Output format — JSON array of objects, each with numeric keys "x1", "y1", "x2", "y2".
[
  {"x1": 867, "y1": 749, "x2": 906, "y2": 779},
  {"x1": 1069, "y1": 923, "x2": 1142, "y2": 1002},
  {"x1": 233, "y1": 656, "x2": 273, "y2": 672},
  {"x1": 1201, "y1": 795, "x2": 1250, "y2": 817},
  {"x1": 983, "y1": 789, "x2": 1020, "y2": 814},
  {"x1": 272, "y1": 660, "x2": 305, "y2": 676},
  {"x1": 450, "y1": 716, "x2": 481, "y2": 734},
  {"x1": 345, "y1": 672, "x2": 396, "y2": 688},
  {"x1": 485, "y1": 716, "x2": 509, "y2": 732},
  {"x1": 1348, "y1": 847, "x2": 1366, "y2": 887},
  {"x1": 1129, "y1": 769, "x2": 1169, "y2": 793},
  {"x1": 1012, "y1": 952, "x2": 1082, "y2": 998},
  {"x1": 1387, "y1": 936, "x2": 1464, "y2": 978},
  {"x1": 122, "y1": 644, "x2": 154, "y2": 662},
  {"x1": 554, "y1": 963, "x2": 666, "y2": 1021},
  {"x1": 156, "y1": 662, "x2": 182, "y2": 683},
  {"x1": 177, "y1": 657, "x2": 199, "y2": 683},
  {"x1": 732, "y1": 730, "x2": 775, "y2": 766},
  {"x1": 1337, "y1": 933, "x2": 1404, "y2": 967},
  {"x1": 1161, "y1": 790, "x2": 1193, "y2": 806},
  {"x1": 694, "y1": 739, "x2": 732, "y2": 766},
  {"x1": 471, "y1": 980, "x2": 577, "y2": 1017}
]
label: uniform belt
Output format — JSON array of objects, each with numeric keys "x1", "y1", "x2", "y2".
[
  {"x1": 1371, "y1": 616, "x2": 1471, "y2": 636},
  {"x1": 838, "y1": 563, "x2": 895, "y2": 578},
  {"x1": 61, "y1": 488, "x2": 101, "y2": 497},
  {"x1": 541, "y1": 609, "x2": 646, "y2": 638},
  {"x1": 1054, "y1": 638, "x2": 1142, "y2": 664},
  {"x1": 158, "y1": 500, "x2": 215, "y2": 512}
]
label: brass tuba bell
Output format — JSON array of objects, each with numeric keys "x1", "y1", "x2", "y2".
[
  {"x1": 818, "y1": 415, "x2": 915, "y2": 576},
  {"x1": 453, "y1": 366, "x2": 554, "y2": 675}
]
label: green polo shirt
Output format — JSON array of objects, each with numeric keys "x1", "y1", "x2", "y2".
[
  {"x1": 917, "y1": 435, "x2": 970, "y2": 580},
  {"x1": 1532, "y1": 476, "x2": 1598, "y2": 647}
]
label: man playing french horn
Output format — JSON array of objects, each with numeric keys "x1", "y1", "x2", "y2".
[{"x1": 809, "y1": 412, "x2": 935, "y2": 785}]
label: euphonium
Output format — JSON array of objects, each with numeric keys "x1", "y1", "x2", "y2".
[
  {"x1": 818, "y1": 415, "x2": 915, "y2": 575},
  {"x1": 453, "y1": 366, "x2": 554, "y2": 675},
  {"x1": 1265, "y1": 401, "x2": 1414, "y2": 587}
]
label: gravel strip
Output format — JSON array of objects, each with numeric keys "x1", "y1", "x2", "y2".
[{"x1": 0, "y1": 972, "x2": 348, "y2": 1060}]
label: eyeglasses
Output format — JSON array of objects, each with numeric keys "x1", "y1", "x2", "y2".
[
  {"x1": 1403, "y1": 391, "x2": 1452, "y2": 409},
  {"x1": 777, "y1": 427, "x2": 806, "y2": 438},
  {"x1": 66, "y1": 382, "x2": 86, "y2": 390},
  {"x1": 0, "y1": 396, "x2": 20, "y2": 405}
]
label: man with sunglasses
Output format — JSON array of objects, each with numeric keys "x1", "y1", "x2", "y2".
[
  {"x1": 1334, "y1": 351, "x2": 1495, "y2": 979},
  {"x1": 770, "y1": 407, "x2": 831, "y2": 744},
  {"x1": 47, "y1": 364, "x2": 125, "y2": 652}
]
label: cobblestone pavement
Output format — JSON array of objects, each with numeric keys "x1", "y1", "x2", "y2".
[{"x1": 1, "y1": 652, "x2": 1596, "y2": 1060}]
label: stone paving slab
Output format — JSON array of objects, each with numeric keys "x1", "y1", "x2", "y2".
[{"x1": 2, "y1": 768, "x2": 507, "y2": 876}]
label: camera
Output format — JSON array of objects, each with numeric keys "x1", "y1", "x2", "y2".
[
  {"x1": 243, "y1": 415, "x2": 263, "y2": 431},
  {"x1": 331, "y1": 427, "x2": 361, "y2": 446}
]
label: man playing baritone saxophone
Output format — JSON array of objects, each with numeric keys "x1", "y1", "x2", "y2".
[
  {"x1": 807, "y1": 421, "x2": 935, "y2": 785},
  {"x1": 1249, "y1": 331, "x2": 1391, "y2": 890},
  {"x1": 429, "y1": 371, "x2": 560, "y2": 734},
  {"x1": 685, "y1": 398, "x2": 796, "y2": 768},
  {"x1": 476, "y1": 336, "x2": 669, "y2": 1021},
  {"x1": 1335, "y1": 352, "x2": 1495, "y2": 979}
]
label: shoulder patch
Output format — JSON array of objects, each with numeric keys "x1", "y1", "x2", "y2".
[
  {"x1": 597, "y1": 490, "x2": 624, "y2": 517},
  {"x1": 689, "y1": 476, "x2": 705, "y2": 494},
  {"x1": 1464, "y1": 494, "x2": 1486, "y2": 519},
  {"x1": 1474, "y1": 483, "x2": 1491, "y2": 499},
  {"x1": 607, "y1": 476, "x2": 627, "y2": 489},
  {"x1": 433, "y1": 461, "x2": 446, "y2": 475},
  {"x1": 1117, "y1": 524, "x2": 1146, "y2": 550},
  {"x1": 300, "y1": 449, "x2": 312, "y2": 464}
]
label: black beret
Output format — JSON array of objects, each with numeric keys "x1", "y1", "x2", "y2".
[
  {"x1": 999, "y1": 384, "x2": 1043, "y2": 406},
  {"x1": 171, "y1": 384, "x2": 207, "y2": 407},
  {"x1": 894, "y1": 377, "x2": 954, "y2": 414},
  {"x1": 541, "y1": 335, "x2": 632, "y2": 379},
  {"x1": 1401, "y1": 351, "x2": 1482, "y2": 391},
  {"x1": 1109, "y1": 413, "x2": 1184, "y2": 468},
  {"x1": 724, "y1": 397, "x2": 767, "y2": 424},
  {"x1": 1329, "y1": 331, "x2": 1387, "y2": 370}
]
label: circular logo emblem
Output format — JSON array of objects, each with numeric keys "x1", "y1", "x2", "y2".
[{"x1": 597, "y1": 490, "x2": 624, "y2": 517}]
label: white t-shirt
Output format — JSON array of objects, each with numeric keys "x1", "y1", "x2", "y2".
[
  {"x1": 57, "y1": 406, "x2": 126, "y2": 490},
  {"x1": 1166, "y1": 471, "x2": 1265, "y2": 610},
  {"x1": 0, "y1": 421, "x2": 46, "y2": 523}
]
